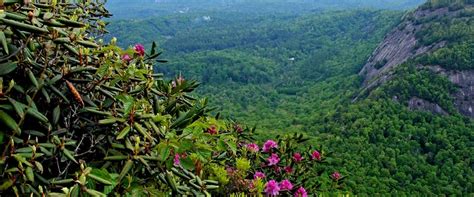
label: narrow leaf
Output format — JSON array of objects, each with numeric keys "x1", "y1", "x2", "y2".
[
  {"x1": 0, "y1": 61, "x2": 17, "y2": 76},
  {"x1": 0, "y1": 110, "x2": 19, "y2": 133}
]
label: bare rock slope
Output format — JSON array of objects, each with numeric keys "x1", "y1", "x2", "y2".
[{"x1": 359, "y1": 4, "x2": 474, "y2": 118}]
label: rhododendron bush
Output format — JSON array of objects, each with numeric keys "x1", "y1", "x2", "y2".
[{"x1": 0, "y1": 0, "x2": 344, "y2": 196}]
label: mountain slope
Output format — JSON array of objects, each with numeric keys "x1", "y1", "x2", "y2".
[{"x1": 359, "y1": 0, "x2": 474, "y2": 117}]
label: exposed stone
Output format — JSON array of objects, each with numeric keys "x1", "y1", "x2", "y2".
[
  {"x1": 358, "y1": 5, "x2": 474, "y2": 118},
  {"x1": 408, "y1": 97, "x2": 448, "y2": 115}
]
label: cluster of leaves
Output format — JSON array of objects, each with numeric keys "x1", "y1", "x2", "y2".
[{"x1": 0, "y1": 0, "x2": 341, "y2": 196}]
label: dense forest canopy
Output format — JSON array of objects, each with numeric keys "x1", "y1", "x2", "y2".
[{"x1": 106, "y1": 0, "x2": 426, "y2": 19}]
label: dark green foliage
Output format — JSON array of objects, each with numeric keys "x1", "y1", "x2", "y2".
[
  {"x1": 417, "y1": 43, "x2": 474, "y2": 70},
  {"x1": 106, "y1": 0, "x2": 424, "y2": 20},
  {"x1": 323, "y1": 99, "x2": 474, "y2": 195},
  {"x1": 372, "y1": 63, "x2": 458, "y2": 113},
  {"x1": 420, "y1": 0, "x2": 474, "y2": 10},
  {"x1": 415, "y1": 6, "x2": 474, "y2": 47}
]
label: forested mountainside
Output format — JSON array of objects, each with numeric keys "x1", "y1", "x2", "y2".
[
  {"x1": 108, "y1": 0, "x2": 474, "y2": 195},
  {"x1": 106, "y1": 0, "x2": 424, "y2": 20},
  {"x1": 359, "y1": 0, "x2": 474, "y2": 118},
  {"x1": 107, "y1": 10, "x2": 402, "y2": 131}
]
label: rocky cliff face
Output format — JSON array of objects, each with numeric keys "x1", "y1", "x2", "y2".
[
  {"x1": 426, "y1": 66, "x2": 474, "y2": 117},
  {"x1": 359, "y1": 3, "x2": 474, "y2": 118}
]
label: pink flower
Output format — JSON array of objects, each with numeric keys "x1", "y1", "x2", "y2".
[
  {"x1": 249, "y1": 180, "x2": 256, "y2": 190},
  {"x1": 274, "y1": 166, "x2": 282, "y2": 173},
  {"x1": 234, "y1": 124, "x2": 243, "y2": 133},
  {"x1": 265, "y1": 180, "x2": 280, "y2": 196},
  {"x1": 246, "y1": 143, "x2": 260, "y2": 153},
  {"x1": 279, "y1": 179, "x2": 293, "y2": 191},
  {"x1": 134, "y1": 44, "x2": 145, "y2": 56},
  {"x1": 176, "y1": 73, "x2": 186, "y2": 85},
  {"x1": 293, "y1": 153, "x2": 303, "y2": 162},
  {"x1": 294, "y1": 187, "x2": 308, "y2": 197},
  {"x1": 262, "y1": 140, "x2": 278, "y2": 152},
  {"x1": 284, "y1": 166, "x2": 293, "y2": 174},
  {"x1": 173, "y1": 154, "x2": 180, "y2": 166},
  {"x1": 331, "y1": 171, "x2": 341, "y2": 181},
  {"x1": 267, "y1": 153, "x2": 280, "y2": 166},
  {"x1": 207, "y1": 125, "x2": 217, "y2": 135},
  {"x1": 226, "y1": 167, "x2": 236, "y2": 174},
  {"x1": 254, "y1": 171, "x2": 266, "y2": 179},
  {"x1": 122, "y1": 54, "x2": 131, "y2": 62},
  {"x1": 311, "y1": 150, "x2": 321, "y2": 161}
]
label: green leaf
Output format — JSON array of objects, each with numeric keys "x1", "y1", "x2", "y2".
[
  {"x1": 85, "y1": 189, "x2": 106, "y2": 197},
  {"x1": 118, "y1": 160, "x2": 133, "y2": 182},
  {"x1": 116, "y1": 94, "x2": 134, "y2": 115},
  {"x1": 178, "y1": 139, "x2": 193, "y2": 152},
  {"x1": 116, "y1": 125, "x2": 131, "y2": 140},
  {"x1": 8, "y1": 98, "x2": 24, "y2": 118},
  {"x1": 0, "y1": 61, "x2": 17, "y2": 76},
  {"x1": 150, "y1": 41, "x2": 157, "y2": 55},
  {"x1": 27, "y1": 69, "x2": 38, "y2": 88},
  {"x1": 0, "y1": 179, "x2": 13, "y2": 191},
  {"x1": 96, "y1": 63, "x2": 109, "y2": 78},
  {"x1": 26, "y1": 107, "x2": 48, "y2": 123},
  {"x1": 159, "y1": 145, "x2": 170, "y2": 161},
  {"x1": 99, "y1": 118, "x2": 118, "y2": 125},
  {"x1": 0, "y1": 110, "x2": 19, "y2": 134},
  {"x1": 0, "y1": 18, "x2": 49, "y2": 33},
  {"x1": 180, "y1": 157, "x2": 195, "y2": 171},
  {"x1": 0, "y1": 31, "x2": 9, "y2": 54},
  {"x1": 25, "y1": 166, "x2": 34, "y2": 182},
  {"x1": 88, "y1": 168, "x2": 113, "y2": 185},
  {"x1": 62, "y1": 148, "x2": 77, "y2": 163},
  {"x1": 226, "y1": 140, "x2": 237, "y2": 155},
  {"x1": 53, "y1": 105, "x2": 60, "y2": 125}
]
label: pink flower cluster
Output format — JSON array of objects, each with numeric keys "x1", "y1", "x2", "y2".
[
  {"x1": 244, "y1": 140, "x2": 328, "y2": 196},
  {"x1": 207, "y1": 125, "x2": 217, "y2": 135},
  {"x1": 134, "y1": 44, "x2": 145, "y2": 56},
  {"x1": 294, "y1": 187, "x2": 308, "y2": 197},
  {"x1": 173, "y1": 153, "x2": 180, "y2": 166},
  {"x1": 267, "y1": 153, "x2": 280, "y2": 166},
  {"x1": 264, "y1": 179, "x2": 306, "y2": 197},
  {"x1": 331, "y1": 171, "x2": 341, "y2": 181},
  {"x1": 122, "y1": 54, "x2": 131, "y2": 63},
  {"x1": 293, "y1": 153, "x2": 303, "y2": 162},
  {"x1": 262, "y1": 140, "x2": 278, "y2": 152},
  {"x1": 246, "y1": 143, "x2": 259, "y2": 152},
  {"x1": 254, "y1": 171, "x2": 266, "y2": 179},
  {"x1": 311, "y1": 150, "x2": 321, "y2": 161}
]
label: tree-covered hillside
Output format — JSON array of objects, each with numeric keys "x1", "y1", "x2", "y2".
[
  {"x1": 107, "y1": 0, "x2": 474, "y2": 195},
  {"x1": 107, "y1": 10, "x2": 402, "y2": 131},
  {"x1": 106, "y1": 0, "x2": 425, "y2": 20}
]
